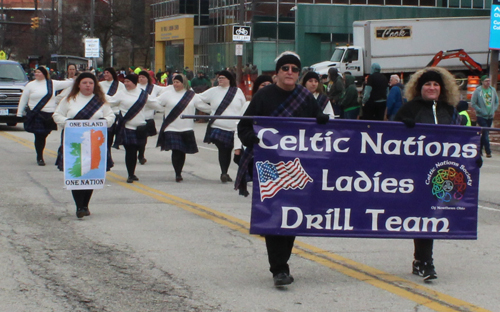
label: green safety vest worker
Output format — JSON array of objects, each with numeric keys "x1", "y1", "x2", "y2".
[
  {"x1": 161, "y1": 73, "x2": 168, "y2": 84},
  {"x1": 459, "y1": 111, "x2": 471, "y2": 126}
]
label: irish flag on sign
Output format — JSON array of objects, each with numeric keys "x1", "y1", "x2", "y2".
[
  {"x1": 64, "y1": 121, "x2": 108, "y2": 190},
  {"x1": 69, "y1": 129, "x2": 105, "y2": 177}
]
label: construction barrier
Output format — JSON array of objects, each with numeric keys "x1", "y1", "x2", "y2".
[{"x1": 466, "y1": 76, "x2": 479, "y2": 100}]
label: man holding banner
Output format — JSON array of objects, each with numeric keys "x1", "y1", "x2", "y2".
[{"x1": 237, "y1": 51, "x2": 329, "y2": 287}]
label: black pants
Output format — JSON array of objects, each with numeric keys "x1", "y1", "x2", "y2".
[
  {"x1": 265, "y1": 235, "x2": 296, "y2": 276},
  {"x1": 414, "y1": 238, "x2": 433, "y2": 262},
  {"x1": 123, "y1": 144, "x2": 139, "y2": 177},
  {"x1": 171, "y1": 149, "x2": 186, "y2": 176},
  {"x1": 71, "y1": 189, "x2": 93, "y2": 209},
  {"x1": 362, "y1": 101, "x2": 386, "y2": 121},
  {"x1": 34, "y1": 133, "x2": 49, "y2": 161},
  {"x1": 214, "y1": 141, "x2": 232, "y2": 175}
]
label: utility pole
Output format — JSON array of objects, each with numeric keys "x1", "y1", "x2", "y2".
[
  {"x1": 110, "y1": 0, "x2": 113, "y2": 67},
  {"x1": 34, "y1": 0, "x2": 38, "y2": 64},
  {"x1": 236, "y1": 0, "x2": 244, "y2": 88},
  {"x1": 90, "y1": 0, "x2": 96, "y2": 70},
  {"x1": 1, "y1": 0, "x2": 4, "y2": 50}
]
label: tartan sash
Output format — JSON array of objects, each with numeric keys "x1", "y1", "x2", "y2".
[
  {"x1": 112, "y1": 90, "x2": 148, "y2": 147},
  {"x1": 107, "y1": 80, "x2": 119, "y2": 96},
  {"x1": 145, "y1": 83, "x2": 154, "y2": 95},
  {"x1": 73, "y1": 95, "x2": 104, "y2": 120},
  {"x1": 234, "y1": 84, "x2": 308, "y2": 196},
  {"x1": 317, "y1": 93, "x2": 330, "y2": 110},
  {"x1": 203, "y1": 86, "x2": 237, "y2": 143},
  {"x1": 24, "y1": 79, "x2": 54, "y2": 128},
  {"x1": 271, "y1": 84, "x2": 311, "y2": 117},
  {"x1": 156, "y1": 90, "x2": 195, "y2": 147}
]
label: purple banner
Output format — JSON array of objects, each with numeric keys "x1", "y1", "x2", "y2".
[{"x1": 250, "y1": 118, "x2": 481, "y2": 239}]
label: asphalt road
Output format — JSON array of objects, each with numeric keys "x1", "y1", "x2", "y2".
[{"x1": 0, "y1": 118, "x2": 499, "y2": 312}]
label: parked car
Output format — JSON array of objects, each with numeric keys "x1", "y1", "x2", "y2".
[{"x1": 0, "y1": 60, "x2": 29, "y2": 126}]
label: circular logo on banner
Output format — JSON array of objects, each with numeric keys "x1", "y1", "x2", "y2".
[{"x1": 430, "y1": 166, "x2": 467, "y2": 203}]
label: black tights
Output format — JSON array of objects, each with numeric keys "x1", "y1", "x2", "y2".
[
  {"x1": 171, "y1": 150, "x2": 186, "y2": 176},
  {"x1": 138, "y1": 138, "x2": 147, "y2": 160},
  {"x1": 123, "y1": 144, "x2": 139, "y2": 177},
  {"x1": 34, "y1": 133, "x2": 49, "y2": 161},
  {"x1": 214, "y1": 141, "x2": 232, "y2": 175},
  {"x1": 71, "y1": 189, "x2": 93, "y2": 209}
]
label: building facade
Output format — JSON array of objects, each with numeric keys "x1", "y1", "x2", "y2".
[{"x1": 152, "y1": 0, "x2": 490, "y2": 76}]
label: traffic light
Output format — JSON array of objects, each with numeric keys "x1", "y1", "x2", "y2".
[{"x1": 31, "y1": 17, "x2": 39, "y2": 29}]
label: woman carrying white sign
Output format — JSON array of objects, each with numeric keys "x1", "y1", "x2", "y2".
[{"x1": 53, "y1": 73, "x2": 115, "y2": 219}]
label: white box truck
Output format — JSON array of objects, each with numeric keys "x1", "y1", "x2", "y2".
[{"x1": 310, "y1": 16, "x2": 490, "y2": 85}]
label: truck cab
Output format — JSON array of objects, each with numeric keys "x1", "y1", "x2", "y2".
[
  {"x1": 310, "y1": 46, "x2": 364, "y2": 78},
  {"x1": 0, "y1": 60, "x2": 29, "y2": 126}
]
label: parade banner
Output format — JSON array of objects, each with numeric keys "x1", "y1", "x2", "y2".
[
  {"x1": 250, "y1": 118, "x2": 481, "y2": 239},
  {"x1": 63, "y1": 120, "x2": 108, "y2": 190}
]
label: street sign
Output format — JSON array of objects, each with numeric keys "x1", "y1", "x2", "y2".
[
  {"x1": 85, "y1": 38, "x2": 100, "y2": 58},
  {"x1": 0, "y1": 50, "x2": 6, "y2": 60},
  {"x1": 489, "y1": 2, "x2": 500, "y2": 49},
  {"x1": 235, "y1": 44, "x2": 243, "y2": 56},
  {"x1": 233, "y1": 26, "x2": 251, "y2": 42}
]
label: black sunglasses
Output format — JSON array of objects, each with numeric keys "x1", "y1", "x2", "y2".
[{"x1": 280, "y1": 65, "x2": 300, "y2": 73}]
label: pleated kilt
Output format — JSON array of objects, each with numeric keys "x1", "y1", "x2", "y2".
[
  {"x1": 122, "y1": 128, "x2": 147, "y2": 146},
  {"x1": 210, "y1": 128, "x2": 234, "y2": 149},
  {"x1": 159, "y1": 130, "x2": 198, "y2": 154},
  {"x1": 24, "y1": 111, "x2": 57, "y2": 134}
]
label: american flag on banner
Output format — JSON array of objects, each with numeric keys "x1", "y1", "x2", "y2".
[{"x1": 256, "y1": 158, "x2": 313, "y2": 201}]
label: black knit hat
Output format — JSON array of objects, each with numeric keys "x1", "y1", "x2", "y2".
[
  {"x1": 78, "y1": 72, "x2": 96, "y2": 81},
  {"x1": 173, "y1": 74, "x2": 183, "y2": 83},
  {"x1": 218, "y1": 70, "x2": 236, "y2": 87},
  {"x1": 275, "y1": 52, "x2": 301, "y2": 73},
  {"x1": 252, "y1": 75, "x2": 273, "y2": 96},
  {"x1": 124, "y1": 74, "x2": 138, "y2": 85},
  {"x1": 417, "y1": 70, "x2": 444, "y2": 92},
  {"x1": 301, "y1": 71, "x2": 320, "y2": 87}
]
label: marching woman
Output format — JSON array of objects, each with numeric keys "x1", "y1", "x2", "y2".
[
  {"x1": 17, "y1": 66, "x2": 73, "y2": 166},
  {"x1": 198, "y1": 70, "x2": 246, "y2": 183},
  {"x1": 395, "y1": 66, "x2": 468, "y2": 281},
  {"x1": 156, "y1": 74, "x2": 206, "y2": 182},
  {"x1": 301, "y1": 71, "x2": 335, "y2": 119},
  {"x1": 53, "y1": 73, "x2": 115, "y2": 218},
  {"x1": 100, "y1": 67, "x2": 126, "y2": 165},
  {"x1": 136, "y1": 71, "x2": 167, "y2": 164},
  {"x1": 106, "y1": 74, "x2": 162, "y2": 183},
  {"x1": 233, "y1": 75, "x2": 273, "y2": 165}
]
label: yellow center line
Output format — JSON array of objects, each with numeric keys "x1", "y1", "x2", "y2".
[{"x1": 2, "y1": 131, "x2": 491, "y2": 312}]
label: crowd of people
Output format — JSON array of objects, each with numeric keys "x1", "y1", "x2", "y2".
[{"x1": 16, "y1": 52, "x2": 497, "y2": 288}]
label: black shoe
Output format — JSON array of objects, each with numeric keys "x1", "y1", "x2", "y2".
[
  {"x1": 486, "y1": 153, "x2": 492, "y2": 158},
  {"x1": 76, "y1": 207, "x2": 86, "y2": 219},
  {"x1": 175, "y1": 175, "x2": 183, "y2": 182},
  {"x1": 37, "y1": 159, "x2": 45, "y2": 166},
  {"x1": 220, "y1": 174, "x2": 231, "y2": 183},
  {"x1": 139, "y1": 157, "x2": 147, "y2": 165},
  {"x1": 412, "y1": 260, "x2": 437, "y2": 281},
  {"x1": 273, "y1": 272, "x2": 294, "y2": 287},
  {"x1": 83, "y1": 207, "x2": 91, "y2": 216},
  {"x1": 127, "y1": 175, "x2": 139, "y2": 183}
]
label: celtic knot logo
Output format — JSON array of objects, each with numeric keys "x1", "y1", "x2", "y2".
[{"x1": 431, "y1": 167, "x2": 467, "y2": 202}]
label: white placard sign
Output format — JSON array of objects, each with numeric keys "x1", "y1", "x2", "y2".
[{"x1": 85, "y1": 38, "x2": 100, "y2": 58}]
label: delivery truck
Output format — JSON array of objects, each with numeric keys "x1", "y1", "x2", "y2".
[{"x1": 309, "y1": 16, "x2": 490, "y2": 85}]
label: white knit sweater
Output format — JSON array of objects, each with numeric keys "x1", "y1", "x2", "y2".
[{"x1": 17, "y1": 79, "x2": 74, "y2": 116}]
